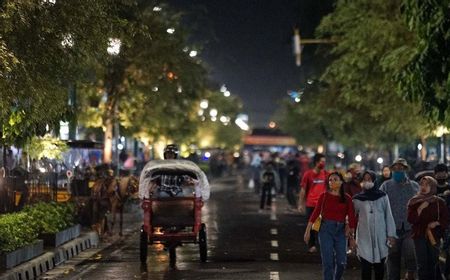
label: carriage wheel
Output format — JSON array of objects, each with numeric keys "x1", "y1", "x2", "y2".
[
  {"x1": 140, "y1": 226, "x2": 148, "y2": 264},
  {"x1": 199, "y1": 223, "x2": 207, "y2": 262},
  {"x1": 169, "y1": 246, "x2": 176, "y2": 268}
]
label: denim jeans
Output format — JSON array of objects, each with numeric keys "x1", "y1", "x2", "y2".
[{"x1": 318, "y1": 219, "x2": 347, "y2": 280}]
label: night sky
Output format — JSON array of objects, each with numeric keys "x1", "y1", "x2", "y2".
[{"x1": 169, "y1": 0, "x2": 334, "y2": 127}]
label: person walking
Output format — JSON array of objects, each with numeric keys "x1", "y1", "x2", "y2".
[
  {"x1": 375, "y1": 165, "x2": 391, "y2": 189},
  {"x1": 286, "y1": 155, "x2": 300, "y2": 211},
  {"x1": 304, "y1": 172, "x2": 356, "y2": 280},
  {"x1": 407, "y1": 176, "x2": 449, "y2": 280},
  {"x1": 380, "y1": 158, "x2": 419, "y2": 280},
  {"x1": 353, "y1": 170, "x2": 397, "y2": 280},
  {"x1": 259, "y1": 161, "x2": 279, "y2": 211},
  {"x1": 298, "y1": 153, "x2": 328, "y2": 253},
  {"x1": 434, "y1": 163, "x2": 450, "y2": 279},
  {"x1": 343, "y1": 163, "x2": 362, "y2": 197}
]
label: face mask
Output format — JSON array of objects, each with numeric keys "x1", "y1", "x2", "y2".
[
  {"x1": 330, "y1": 181, "x2": 341, "y2": 191},
  {"x1": 361, "y1": 182, "x2": 374, "y2": 190},
  {"x1": 317, "y1": 162, "x2": 325, "y2": 169},
  {"x1": 437, "y1": 178, "x2": 447, "y2": 185},
  {"x1": 392, "y1": 171, "x2": 406, "y2": 182}
]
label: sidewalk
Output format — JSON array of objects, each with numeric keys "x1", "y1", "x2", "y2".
[{"x1": 0, "y1": 202, "x2": 142, "y2": 280}]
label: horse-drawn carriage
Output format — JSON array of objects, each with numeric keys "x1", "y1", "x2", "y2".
[{"x1": 138, "y1": 160, "x2": 210, "y2": 267}]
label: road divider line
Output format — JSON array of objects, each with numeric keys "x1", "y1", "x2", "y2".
[
  {"x1": 271, "y1": 228, "x2": 278, "y2": 235},
  {"x1": 271, "y1": 240, "x2": 279, "y2": 248},
  {"x1": 270, "y1": 253, "x2": 279, "y2": 261},
  {"x1": 270, "y1": 213, "x2": 277, "y2": 221},
  {"x1": 270, "y1": 271, "x2": 280, "y2": 280}
]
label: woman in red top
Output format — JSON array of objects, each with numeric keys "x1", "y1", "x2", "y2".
[
  {"x1": 304, "y1": 172, "x2": 356, "y2": 280},
  {"x1": 407, "y1": 176, "x2": 448, "y2": 280}
]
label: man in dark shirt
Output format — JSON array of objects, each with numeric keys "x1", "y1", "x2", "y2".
[
  {"x1": 435, "y1": 163, "x2": 450, "y2": 196},
  {"x1": 434, "y1": 163, "x2": 450, "y2": 278}
]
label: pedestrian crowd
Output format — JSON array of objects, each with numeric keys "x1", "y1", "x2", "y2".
[{"x1": 247, "y1": 151, "x2": 450, "y2": 280}]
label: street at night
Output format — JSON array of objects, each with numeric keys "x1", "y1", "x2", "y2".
[
  {"x1": 42, "y1": 176, "x2": 359, "y2": 280},
  {"x1": 2, "y1": 1, "x2": 450, "y2": 280}
]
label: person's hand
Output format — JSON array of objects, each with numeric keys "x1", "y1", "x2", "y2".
[
  {"x1": 349, "y1": 237, "x2": 357, "y2": 251},
  {"x1": 387, "y1": 237, "x2": 396, "y2": 248},
  {"x1": 345, "y1": 224, "x2": 352, "y2": 238},
  {"x1": 298, "y1": 204, "x2": 305, "y2": 215},
  {"x1": 419, "y1": 201, "x2": 429, "y2": 209},
  {"x1": 304, "y1": 230, "x2": 310, "y2": 244},
  {"x1": 428, "y1": 221, "x2": 440, "y2": 229},
  {"x1": 417, "y1": 201, "x2": 430, "y2": 215}
]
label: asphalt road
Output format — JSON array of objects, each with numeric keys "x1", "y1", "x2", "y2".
[{"x1": 53, "y1": 176, "x2": 361, "y2": 280}]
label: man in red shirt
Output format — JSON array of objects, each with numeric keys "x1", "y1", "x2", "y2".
[{"x1": 298, "y1": 153, "x2": 327, "y2": 252}]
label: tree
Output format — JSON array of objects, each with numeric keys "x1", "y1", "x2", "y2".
[
  {"x1": 195, "y1": 90, "x2": 244, "y2": 150},
  {"x1": 279, "y1": 0, "x2": 434, "y2": 152},
  {"x1": 0, "y1": 0, "x2": 118, "y2": 146},
  {"x1": 399, "y1": 0, "x2": 450, "y2": 123},
  {"x1": 76, "y1": 1, "x2": 210, "y2": 161}
]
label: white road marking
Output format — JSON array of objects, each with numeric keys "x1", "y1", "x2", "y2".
[
  {"x1": 271, "y1": 240, "x2": 279, "y2": 247},
  {"x1": 271, "y1": 228, "x2": 278, "y2": 235},
  {"x1": 270, "y1": 253, "x2": 279, "y2": 261},
  {"x1": 270, "y1": 271, "x2": 280, "y2": 280},
  {"x1": 270, "y1": 213, "x2": 277, "y2": 220}
]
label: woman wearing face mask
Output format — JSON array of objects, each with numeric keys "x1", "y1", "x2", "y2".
[
  {"x1": 407, "y1": 176, "x2": 449, "y2": 280},
  {"x1": 353, "y1": 170, "x2": 397, "y2": 280},
  {"x1": 304, "y1": 172, "x2": 356, "y2": 280}
]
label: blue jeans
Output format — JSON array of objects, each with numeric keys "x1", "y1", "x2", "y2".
[{"x1": 318, "y1": 219, "x2": 347, "y2": 280}]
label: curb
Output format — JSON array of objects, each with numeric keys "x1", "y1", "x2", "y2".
[{"x1": 0, "y1": 232, "x2": 99, "y2": 280}]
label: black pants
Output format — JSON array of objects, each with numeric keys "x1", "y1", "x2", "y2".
[
  {"x1": 260, "y1": 184, "x2": 273, "y2": 209},
  {"x1": 286, "y1": 183, "x2": 297, "y2": 208},
  {"x1": 360, "y1": 257, "x2": 385, "y2": 280},
  {"x1": 305, "y1": 206, "x2": 317, "y2": 248},
  {"x1": 414, "y1": 237, "x2": 440, "y2": 280}
]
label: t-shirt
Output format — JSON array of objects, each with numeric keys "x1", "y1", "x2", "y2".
[
  {"x1": 309, "y1": 192, "x2": 357, "y2": 229},
  {"x1": 301, "y1": 169, "x2": 327, "y2": 207}
]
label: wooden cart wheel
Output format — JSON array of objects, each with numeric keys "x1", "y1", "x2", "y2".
[
  {"x1": 140, "y1": 226, "x2": 148, "y2": 264},
  {"x1": 199, "y1": 223, "x2": 207, "y2": 262}
]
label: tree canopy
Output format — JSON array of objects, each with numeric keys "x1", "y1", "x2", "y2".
[
  {"x1": 399, "y1": 0, "x2": 450, "y2": 123},
  {"x1": 279, "y1": 0, "x2": 435, "y2": 151}
]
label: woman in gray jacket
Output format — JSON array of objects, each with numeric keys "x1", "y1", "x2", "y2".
[{"x1": 353, "y1": 170, "x2": 397, "y2": 280}]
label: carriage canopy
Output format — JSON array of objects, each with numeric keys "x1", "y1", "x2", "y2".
[{"x1": 139, "y1": 160, "x2": 210, "y2": 200}]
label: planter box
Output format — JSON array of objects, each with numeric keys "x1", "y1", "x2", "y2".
[
  {"x1": 40, "y1": 224, "x2": 81, "y2": 247},
  {"x1": 0, "y1": 240, "x2": 44, "y2": 271}
]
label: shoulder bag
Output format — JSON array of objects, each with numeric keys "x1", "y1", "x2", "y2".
[{"x1": 312, "y1": 193, "x2": 326, "y2": 232}]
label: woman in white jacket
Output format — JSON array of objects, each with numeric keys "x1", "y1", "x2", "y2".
[{"x1": 353, "y1": 170, "x2": 397, "y2": 280}]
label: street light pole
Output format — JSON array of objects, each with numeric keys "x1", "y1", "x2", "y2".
[{"x1": 292, "y1": 27, "x2": 336, "y2": 66}]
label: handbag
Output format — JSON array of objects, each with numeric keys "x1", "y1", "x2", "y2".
[{"x1": 312, "y1": 194, "x2": 326, "y2": 232}]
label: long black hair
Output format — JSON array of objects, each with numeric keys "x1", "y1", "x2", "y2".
[{"x1": 326, "y1": 171, "x2": 347, "y2": 203}]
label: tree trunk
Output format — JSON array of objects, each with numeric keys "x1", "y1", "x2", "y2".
[
  {"x1": 420, "y1": 137, "x2": 427, "y2": 161},
  {"x1": 103, "y1": 113, "x2": 114, "y2": 164}
]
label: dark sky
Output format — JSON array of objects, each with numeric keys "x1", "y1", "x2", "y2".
[{"x1": 168, "y1": 0, "x2": 334, "y2": 127}]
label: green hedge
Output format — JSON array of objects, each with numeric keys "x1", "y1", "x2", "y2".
[
  {"x1": 23, "y1": 202, "x2": 76, "y2": 235},
  {"x1": 0, "y1": 212, "x2": 39, "y2": 253},
  {"x1": 0, "y1": 202, "x2": 76, "y2": 253}
]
